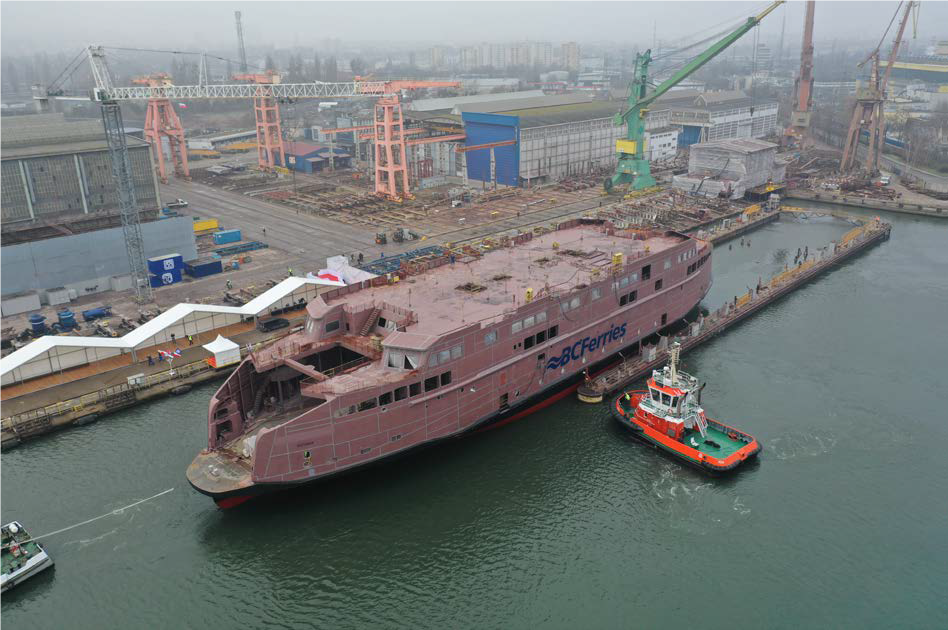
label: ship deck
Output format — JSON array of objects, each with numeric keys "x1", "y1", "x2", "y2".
[
  {"x1": 681, "y1": 427, "x2": 746, "y2": 459},
  {"x1": 327, "y1": 226, "x2": 686, "y2": 335}
]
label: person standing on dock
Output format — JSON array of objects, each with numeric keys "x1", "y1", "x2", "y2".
[
  {"x1": 188, "y1": 335, "x2": 193, "y2": 346},
  {"x1": 147, "y1": 355, "x2": 154, "y2": 366}
]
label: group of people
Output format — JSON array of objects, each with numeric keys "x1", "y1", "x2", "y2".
[{"x1": 145, "y1": 332, "x2": 194, "y2": 366}]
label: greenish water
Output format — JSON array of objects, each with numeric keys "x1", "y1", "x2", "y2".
[{"x1": 3, "y1": 206, "x2": 947, "y2": 629}]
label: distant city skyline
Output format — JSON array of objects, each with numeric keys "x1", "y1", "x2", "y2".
[{"x1": 3, "y1": 1, "x2": 945, "y2": 57}]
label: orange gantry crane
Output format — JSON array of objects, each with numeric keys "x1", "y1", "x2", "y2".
[
  {"x1": 133, "y1": 73, "x2": 190, "y2": 183},
  {"x1": 840, "y1": 0, "x2": 917, "y2": 174},
  {"x1": 233, "y1": 70, "x2": 287, "y2": 171}
]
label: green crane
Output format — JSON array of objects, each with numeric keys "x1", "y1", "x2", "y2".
[{"x1": 606, "y1": 0, "x2": 785, "y2": 192}]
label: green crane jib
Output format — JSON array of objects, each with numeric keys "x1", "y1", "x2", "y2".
[{"x1": 606, "y1": 0, "x2": 784, "y2": 192}]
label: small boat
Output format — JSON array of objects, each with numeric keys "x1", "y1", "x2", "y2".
[
  {"x1": 612, "y1": 343, "x2": 761, "y2": 473},
  {"x1": 1, "y1": 521, "x2": 54, "y2": 592}
]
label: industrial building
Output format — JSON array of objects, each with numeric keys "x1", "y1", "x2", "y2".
[
  {"x1": 657, "y1": 89, "x2": 779, "y2": 147},
  {"x1": 672, "y1": 138, "x2": 786, "y2": 199},
  {"x1": 279, "y1": 141, "x2": 352, "y2": 174},
  {"x1": 1, "y1": 113, "x2": 160, "y2": 223}
]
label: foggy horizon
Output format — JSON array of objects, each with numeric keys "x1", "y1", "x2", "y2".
[{"x1": 3, "y1": 1, "x2": 946, "y2": 58}]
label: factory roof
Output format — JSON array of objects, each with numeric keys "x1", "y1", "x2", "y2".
[
  {"x1": 1, "y1": 112, "x2": 149, "y2": 159},
  {"x1": 455, "y1": 93, "x2": 595, "y2": 114},
  {"x1": 690, "y1": 138, "x2": 778, "y2": 154},
  {"x1": 657, "y1": 89, "x2": 777, "y2": 113},
  {"x1": 409, "y1": 90, "x2": 545, "y2": 113},
  {"x1": 500, "y1": 101, "x2": 623, "y2": 128}
]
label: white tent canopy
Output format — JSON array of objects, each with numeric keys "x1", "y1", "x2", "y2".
[{"x1": 202, "y1": 335, "x2": 241, "y2": 368}]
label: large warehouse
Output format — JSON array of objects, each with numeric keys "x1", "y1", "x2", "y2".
[
  {"x1": 1, "y1": 113, "x2": 160, "y2": 223},
  {"x1": 656, "y1": 89, "x2": 779, "y2": 147},
  {"x1": 401, "y1": 91, "x2": 679, "y2": 188}
]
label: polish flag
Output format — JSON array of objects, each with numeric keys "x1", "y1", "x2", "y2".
[{"x1": 178, "y1": 103, "x2": 188, "y2": 109}]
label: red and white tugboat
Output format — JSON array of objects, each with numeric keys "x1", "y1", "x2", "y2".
[{"x1": 613, "y1": 343, "x2": 761, "y2": 473}]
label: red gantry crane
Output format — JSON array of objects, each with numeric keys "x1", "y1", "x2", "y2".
[
  {"x1": 840, "y1": 0, "x2": 917, "y2": 174},
  {"x1": 133, "y1": 73, "x2": 190, "y2": 183}
]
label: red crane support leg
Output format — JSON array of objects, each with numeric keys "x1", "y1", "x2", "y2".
[
  {"x1": 373, "y1": 96, "x2": 412, "y2": 202},
  {"x1": 252, "y1": 85, "x2": 285, "y2": 171},
  {"x1": 142, "y1": 98, "x2": 189, "y2": 183}
]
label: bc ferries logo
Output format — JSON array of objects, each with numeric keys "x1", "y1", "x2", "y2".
[{"x1": 546, "y1": 323, "x2": 627, "y2": 370}]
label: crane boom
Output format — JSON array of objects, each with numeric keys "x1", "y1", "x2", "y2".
[
  {"x1": 607, "y1": 0, "x2": 784, "y2": 192},
  {"x1": 787, "y1": 0, "x2": 816, "y2": 144}
]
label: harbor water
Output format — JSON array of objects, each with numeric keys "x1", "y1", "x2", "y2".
[{"x1": 3, "y1": 205, "x2": 947, "y2": 629}]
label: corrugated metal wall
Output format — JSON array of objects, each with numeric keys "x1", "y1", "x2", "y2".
[
  {"x1": 1, "y1": 217, "x2": 197, "y2": 296},
  {"x1": 461, "y1": 112, "x2": 520, "y2": 187},
  {"x1": 0, "y1": 145, "x2": 158, "y2": 223}
]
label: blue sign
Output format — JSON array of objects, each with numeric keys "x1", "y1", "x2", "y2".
[{"x1": 546, "y1": 323, "x2": 627, "y2": 371}]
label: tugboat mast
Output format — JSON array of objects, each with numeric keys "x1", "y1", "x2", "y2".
[{"x1": 668, "y1": 342, "x2": 681, "y2": 386}]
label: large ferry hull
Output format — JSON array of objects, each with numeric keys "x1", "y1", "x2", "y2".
[{"x1": 193, "y1": 310, "x2": 703, "y2": 508}]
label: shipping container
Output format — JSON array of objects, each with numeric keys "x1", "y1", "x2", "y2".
[
  {"x1": 1, "y1": 291, "x2": 42, "y2": 317},
  {"x1": 44, "y1": 286, "x2": 71, "y2": 306},
  {"x1": 149, "y1": 267, "x2": 183, "y2": 287},
  {"x1": 193, "y1": 218, "x2": 220, "y2": 233},
  {"x1": 212, "y1": 229, "x2": 242, "y2": 245},
  {"x1": 147, "y1": 253, "x2": 184, "y2": 274},
  {"x1": 183, "y1": 258, "x2": 223, "y2": 278}
]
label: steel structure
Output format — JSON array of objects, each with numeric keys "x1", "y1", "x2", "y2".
[
  {"x1": 607, "y1": 0, "x2": 784, "y2": 192},
  {"x1": 234, "y1": 11, "x2": 248, "y2": 74},
  {"x1": 101, "y1": 102, "x2": 153, "y2": 302},
  {"x1": 233, "y1": 71, "x2": 287, "y2": 170},
  {"x1": 840, "y1": 1, "x2": 916, "y2": 174},
  {"x1": 134, "y1": 73, "x2": 189, "y2": 183},
  {"x1": 786, "y1": 0, "x2": 816, "y2": 146}
]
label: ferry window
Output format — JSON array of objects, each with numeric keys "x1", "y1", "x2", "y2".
[
  {"x1": 620, "y1": 276, "x2": 630, "y2": 288},
  {"x1": 425, "y1": 376, "x2": 440, "y2": 392},
  {"x1": 359, "y1": 398, "x2": 377, "y2": 411},
  {"x1": 387, "y1": 351, "x2": 404, "y2": 368},
  {"x1": 305, "y1": 318, "x2": 315, "y2": 334},
  {"x1": 570, "y1": 297, "x2": 581, "y2": 309},
  {"x1": 524, "y1": 315, "x2": 535, "y2": 328},
  {"x1": 629, "y1": 290, "x2": 637, "y2": 302},
  {"x1": 548, "y1": 325, "x2": 559, "y2": 338},
  {"x1": 325, "y1": 319, "x2": 340, "y2": 332},
  {"x1": 377, "y1": 317, "x2": 387, "y2": 328},
  {"x1": 484, "y1": 330, "x2": 498, "y2": 345},
  {"x1": 451, "y1": 345, "x2": 463, "y2": 359},
  {"x1": 379, "y1": 392, "x2": 392, "y2": 406},
  {"x1": 537, "y1": 311, "x2": 547, "y2": 323},
  {"x1": 591, "y1": 287, "x2": 602, "y2": 300},
  {"x1": 409, "y1": 382, "x2": 421, "y2": 397},
  {"x1": 661, "y1": 313, "x2": 668, "y2": 325},
  {"x1": 440, "y1": 371, "x2": 452, "y2": 386},
  {"x1": 655, "y1": 279, "x2": 663, "y2": 291},
  {"x1": 664, "y1": 259, "x2": 672, "y2": 270},
  {"x1": 405, "y1": 353, "x2": 420, "y2": 369},
  {"x1": 536, "y1": 329, "x2": 546, "y2": 343},
  {"x1": 394, "y1": 386, "x2": 408, "y2": 401},
  {"x1": 651, "y1": 389, "x2": 660, "y2": 402},
  {"x1": 428, "y1": 354, "x2": 439, "y2": 367},
  {"x1": 438, "y1": 349, "x2": 451, "y2": 364},
  {"x1": 560, "y1": 301, "x2": 570, "y2": 313},
  {"x1": 512, "y1": 320, "x2": 523, "y2": 333},
  {"x1": 524, "y1": 335, "x2": 535, "y2": 350},
  {"x1": 661, "y1": 393, "x2": 671, "y2": 406},
  {"x1": 630, "y1": 273, "x2": 638, "y2": 282},
  {"x1": 537, "y1": 353, "x2": 546, "y2": 366},
  {"x1": 620, "y1": 294, "x2": 628, "y2": 306},
  {"x1": 642, "y1": 264, "x2": 651, "y2": 280}
]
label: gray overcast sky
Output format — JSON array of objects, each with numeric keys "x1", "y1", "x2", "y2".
[{"x1": 2, "y1": 1, "x2": 945, "y2": 56}]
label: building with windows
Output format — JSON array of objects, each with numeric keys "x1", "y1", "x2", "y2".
[
  {"x1": 672, "y1": 138, "x2": 785, "y2": 199},
  {"x1": 561, "y1": 42, "x2": 580, "y2": 71},
  {"x1": 1, "y1": 113, "x2": 159, "y2": 224},
  {"x1": 657, "y1": 89, "x2": 778, "y2": 147}
]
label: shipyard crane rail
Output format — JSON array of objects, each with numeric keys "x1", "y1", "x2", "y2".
[{"x1": 607, "y1": 0, "x2": 784, "y2": 193}]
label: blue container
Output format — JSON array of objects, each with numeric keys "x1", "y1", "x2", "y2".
[
  {"x1": 147, "y1": 253, "x2": 184, "y2": 275},
  {"x1": 29, "y1": 314, "x2": 47, "y2": 335},
  {"x1": 212, "y1": 229, "x2": 242, "y2": 245},
  {"x1": 149, "y1": 267, "x2": 183, "y2": 288},
  {"x1": 57, "y1": 310, "x2": 77, "y2": 330},
  {"x1": 183, "y1": 258, "x2": 223, "y2": 278},
  {"x1": 81, "y1": 307, "x2": 112, "y2": 322}
]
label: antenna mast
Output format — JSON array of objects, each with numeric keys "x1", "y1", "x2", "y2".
[{"x1": 235, "y1": 11, "x2": 248, "y2": 74}]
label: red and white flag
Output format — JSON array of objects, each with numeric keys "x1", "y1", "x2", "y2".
[
  {"x1": 178, "y1": 103, "x2": 188, "y2": 109},
  {"x1": 315, "y1": 269, "x2": 345, "y2": 286}
]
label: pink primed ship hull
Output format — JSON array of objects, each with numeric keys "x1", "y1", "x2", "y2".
[{"x1": 189, "y1": 228, "x2": 713, "y2": 506}]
